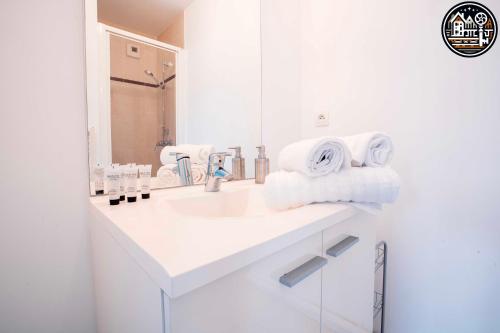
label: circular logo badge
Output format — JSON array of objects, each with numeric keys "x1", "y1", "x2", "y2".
[{"x1": 442, "y1": 2, "x2": 497, "y2": 57}]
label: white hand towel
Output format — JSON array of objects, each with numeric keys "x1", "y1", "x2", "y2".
[
  {"x1": 178, "y1": 144, "x2": 215, "y2": 164},
  {"x1": 264, "y1": 167, "x2": 400, "y2": 210},
  {"x1": 160, "y1": 146, "x2": 178, "y2": 165},
  {"x1": 156, "y1": 164, "x2": 180, "y2": 187},
  {"x1": 278, "y1": 137, "x2": 351, "y2": 177},
  {"x1": 343, "y1": 132, "x2": 393, "y2": 167},
  {"x1": 160, "y1": 144, "x2": 215, "y2": 165},
  {"x1": 191, "y1": 163, "x2": 207, "y2": 185}
]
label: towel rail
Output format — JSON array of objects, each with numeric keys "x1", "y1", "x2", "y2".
[{"x1": 373, "y1": 241, "x2": 387, "y2": 333}]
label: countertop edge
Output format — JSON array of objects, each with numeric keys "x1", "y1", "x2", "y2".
[
  {"x1": 89, "y1": 200, "x2": 359, "y2": 299},
  {"x1": 170, "y1": 205, "x2": 358, "y2": 298}
]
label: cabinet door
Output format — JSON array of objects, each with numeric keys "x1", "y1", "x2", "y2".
[
  {"x1": 321, "y1": 214, "x2": 376, "y2": 333},
  {"x1": 170, "y1": 233, "x2": 324, "y2": 333}
]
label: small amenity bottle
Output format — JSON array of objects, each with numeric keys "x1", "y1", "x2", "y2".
[{"x1": 125, "y1": 164, "x2": 139, "y2": 202}]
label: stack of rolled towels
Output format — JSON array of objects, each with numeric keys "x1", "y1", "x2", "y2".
[
  {"x1": 264, "y1": 132, "x2": 400, "y2": 210},
  {"x1": 157, "y1": 144, "x2": 215, "y2": 187}
]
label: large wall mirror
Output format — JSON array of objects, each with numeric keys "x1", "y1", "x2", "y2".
[{"x1": 86, "y1": 0, "x2": 262, "y2": 194}]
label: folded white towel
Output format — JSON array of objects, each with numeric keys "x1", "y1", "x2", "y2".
[
  {"x1": 264, "y1": 167, "x2": 400, "y2": 210},
  {"x1": 156, "y1": 164, "x2": 180, "y2": 187},
  {"x1": 343, "y1": 132, "x2": 393, "y2": 167},
  {"x1": 278, "y1": 137, "x2": 351, "y2": 177},
  {"x1": 160, "y1": 144, "x2": 215, "y2": 165},
  {"x1": 191, "y1": 164, "x2": 207, "y2": 185}
]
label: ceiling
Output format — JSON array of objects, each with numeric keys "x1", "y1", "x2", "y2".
[{"x1": 98, "y1": 0, "x2": 193, "y2": 37}]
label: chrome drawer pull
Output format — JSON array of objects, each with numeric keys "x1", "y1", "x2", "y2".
[
  {"x1": 326, "y1": 236, "x2": 359, "y2": 257},
  {"x1": 279, "y1": 256, "x2": 327, "y2": 288}
]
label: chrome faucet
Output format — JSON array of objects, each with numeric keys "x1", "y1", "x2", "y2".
[{"x1": 205, "y1": 152, "x2": 233, "y2": 192}]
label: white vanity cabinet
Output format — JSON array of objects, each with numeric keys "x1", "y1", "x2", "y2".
[
  {"x1": 169, "y1": 232, "x2": 323, "y2": 333},
  {"x1": 90, "y1": 198, "x2": 375, "y2": 333},
  {"x1": 321, "y1": 214, "x2": 376, "y2": 333},
  {"x1": 168, "y1": 215, "x2": 375, "y2": 333}
]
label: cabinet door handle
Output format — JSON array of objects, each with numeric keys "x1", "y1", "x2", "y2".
[
  {"x1": 279, "y1": 256, "x2": 327, "y2": 288},
  {"x1": 326, "y1": 236, "x2": 359, "y2": 257}
]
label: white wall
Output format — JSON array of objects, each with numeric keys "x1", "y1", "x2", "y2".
[
  {"x1": 261, "y1": 0, "x2": 301, "y2": 171},
  {"x1": 184, "y1": 0, "x2": 262, "y2": 176},
  {"x1": 263, "y1": 0, "x2": 500, "y2": 331},
  {"x1": 0, "y1": 1, "x2": 96, "y2": 333}
]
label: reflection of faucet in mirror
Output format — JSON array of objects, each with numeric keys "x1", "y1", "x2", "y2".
[
  {"x1": 170, "y1": 152, "x2": 193, "y2": 186},
  {"x1": 205, "y1": 152, "x2": 233, "y2": 192}
]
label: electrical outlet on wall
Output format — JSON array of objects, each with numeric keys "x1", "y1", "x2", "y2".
[{"x1": 315, "y1": 112, "x2": 330, "y2": 127}]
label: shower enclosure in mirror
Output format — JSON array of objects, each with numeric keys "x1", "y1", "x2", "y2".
[
  {"x1": 93, "y1": 30, "x2": 177, "y2": 177},
  {"x1": 111, "y1": 36, "x2": 176, "y2": 177},
  {"x1": 85, "y1": 0, "x2": 262, "y2": 194}
]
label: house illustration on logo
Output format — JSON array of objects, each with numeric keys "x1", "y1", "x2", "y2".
[
  {"x1": 446, "y1": 10, "x2": 495, "y2": 49},
  {"x1": 442, "y1": 2, "x2": 497, "y2": 56},
  {"x1": 449, "y1": 12, "x2": 481, "y2": 38}
]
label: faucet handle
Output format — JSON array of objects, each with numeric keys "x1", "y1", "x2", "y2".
[{"x1": 209, "y1": 152, "x2": 231, "y2": 161}]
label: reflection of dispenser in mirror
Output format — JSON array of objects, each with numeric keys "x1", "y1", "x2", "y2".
[
  {"x1": 255, "y1": 145, "x2": 269, "y2": 184},
  {"x1": 170, "y1": 152, "x2": 193, "y2": 186},
  {"x1": 229, "y1": 146, "x2": 246, "y2": 180}
]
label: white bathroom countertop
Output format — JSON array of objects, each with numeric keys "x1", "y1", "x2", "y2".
[{"x1": 89, "y1": 180, "x2": 358, "y2": 298}]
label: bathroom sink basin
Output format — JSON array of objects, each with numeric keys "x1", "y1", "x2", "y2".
[{"x1": 167, "y1": 187, "x2": 272, "y2": 218}]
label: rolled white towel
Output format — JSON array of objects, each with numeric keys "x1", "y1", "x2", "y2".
[
  {"x1": 264, "y1": 167, "x2": 400, "y2": 210},
  {"x1": 156, "y1": 164, "x2": 180, "y2": 187},
  {"x1": 159, "y1": 146, "x2": 178, "y2": 165},
  {"x1": 278, "y1": 137, "x2": 351, "y2": 177},
  {"x1": 343, "y1": 132, "x2": 393, "y2": 167},
  {"x1": 191, "y1": 163, "x2": 207, "y2": 185},
  {"x1": 160, "y1": 144, "x2": 215, "y2": 165},
  {"x1": 178, "y1": 144, "x2": 215, "y2": 164}
]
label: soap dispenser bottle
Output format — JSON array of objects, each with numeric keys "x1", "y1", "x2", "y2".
[
  {"x1": 255, "y1": 145, "x2": 269, "y2": 184},
  {"x1": 229, "y1": 146, "x2": 246, "y2": 180}
]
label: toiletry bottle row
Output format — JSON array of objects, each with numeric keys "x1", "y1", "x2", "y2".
[{"x1": 97, "y1": 163, "x2": 152, "y2": 205}]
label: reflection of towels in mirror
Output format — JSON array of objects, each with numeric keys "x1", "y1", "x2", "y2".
[
  {"x1": 157, "y1": 163, "x2": 207, "y2": 186},
  {"x1": 191, "y1": 164, "x2": 207, "y2": 184},
  {"x1": 160, "y1": 144, "x2": 215, "y2": 165},
  {"x1": 156, "y1": 164, "x2": 180, "y2": 187}
]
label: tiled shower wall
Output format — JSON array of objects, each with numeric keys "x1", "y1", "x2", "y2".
[{"x1": 109, "y1": 34, "x2": 176, "y2": 175}]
